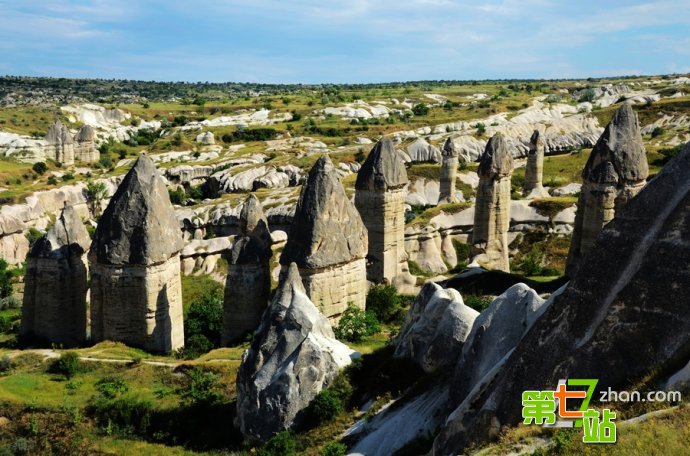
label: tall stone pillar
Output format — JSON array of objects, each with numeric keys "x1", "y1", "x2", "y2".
[
  {"x1": 566, "y1": 103, "x2": 649, "y2": 276},
  {"x1": 280, "y1": 155, "x2": 368, "y2": 318},
  {"x1": 471, "y1": 133, "x2": 514, "y2": 272},
  {"x1": 439, "y1": 138, "x2": 459, "y2": 203},
  {"x1": 523, "y1": 130, "x2": 548, "y2": 198},
  {"x1": 355, "y1": 137, "x2": 409, "y2": 285},
  {"x1": 74, "y1": 125, "x2": 100, "y2": 163},
  {"x1": 89, "y1": 155, "x2": 185, "y2": 353},
  {"x1": 45, "y1": 120, "x2": 75, "y2": 165},
  {"x1": 222, "y1": 194, "x2": 273, "y2": 345},
  {"x1": 20, "y1": 206, "x2": 90, "y2": 347}
]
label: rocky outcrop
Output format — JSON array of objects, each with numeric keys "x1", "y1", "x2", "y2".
[
  {"x1": 74, "y1": 125, "x2": 99, "y2": 163},
  {"x1": 165, "y1": 165, "x2": 214, "y2": 187},
  {"x1": 0, "y1": 215, "x2": 29, "y2": 266},
  {"x1": 196, "y1": 131, "x2": 215, "y2": 145},
  {"x1": 355, "y1": 137, "x2": 410, "y2": 286},
  {"x1": 566, "y1": 103, "x2": 648, "y2": 276},
  {"x1": 45, "y1": 120, "x2": 75, "y2": 165},
  {"x1": 523, "y1": 130, "x2": 548, "y2": 198},
  {"x1": 431, "y1": 141, "x2": 690, "y2": 455},
  {"x1": 222, "y1": 195, "x2": 273, "y2": 345},
  {"x1": 471, "y1": 133, "x2": 514, "y2": 272},
  {"x1": 393, "y1": 282, "x2": 478, "y2": 373},
  {"x1": 280, "y1": 156, "x2": 368, "y2": 318},
  {"x1": 439, "y1": 138, "x2": 459, "y2": 203},
  {"x1": 89, "y1": 155, "x2": 185, "y2": 353},
  {"x1": 20, "y1": 206, "x2": 91, "y2": 347},
  {"x1": 407, "y1": 138, "x2": 441, "y2": 163},
  {"x1": 236, "y1": 263, "x2": 354, "y2": 440}
]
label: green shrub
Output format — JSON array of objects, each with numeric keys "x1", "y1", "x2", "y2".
[
  {"x1": 168, "y1": 187, "x2": 185, "y2": 205},
  {"x1": 184, "y1": 292, "x2": 223, "y2": 353},
  {"x1": 412, "y1": 104, "x2": 429, "y2": 116},
  {"x1": 578, "y1": 88, "x2": 596, "y2": 103},
  {"x1": 311, "y1": 389, "x2": 343, "y2": 423},
  {"x1": 0, "y1": 259, "x2": 15, "y2": 298},
  {"x1": 464, "y1": 295, "x2": 493, "y2": 312},
  {"x1": 322, "y1": 442, "x2": 347, "y2": 456},
  {"x1": 25, "y1": 227, "x2": 44, "y2": 248},
  {"x1": 475, "y1": 122, "x2": 486, "y2": 135},
  {"x1": 95, "y1": 376, "x2": 130, "y2": 399},
  {"x1": 32, "y1": 162, "x2": 48, "y2": 175},
  {"x1": 259, "y1": 431, "x2": 297, "y2": 456},
  {"x1": 88, "y1": 395, "x2": 154, "y2": 436},
  {"x1": 0, "y1": 355, "x2": 12, "y2": 373},
  {"x1": 181, "y1": 367, "x2": 222, "y2": 405},
  {"x1": 50, "y1": 352, "x2": 82, "y2": 379},
  {"x1": 366, "y1": 285, "x2": 401, "y2": 323},
  {"x1": 335, "y1": 305, "x2": 379, "y2": 342}
]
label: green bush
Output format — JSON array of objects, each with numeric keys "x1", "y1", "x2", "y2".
[
  {"x1": 50, "y1": 352, "x2": 82, "y2": 379},
  {"x1": 181, "y1": 367, "x2": 222, "y2": 405},
  {"x1": 32, "y1": 162, "x2": 48, "y2": 175},
  {"x1": 95, "y1": 376, "x2": 130, "y2": 399},
  {"x1": 464, "y1": 295, "x2": 493, "y2": 312},
  {"x1": 311, "y1": 389, "x2": 343, "y2": 424},
  {"x1": 184, "y1": 292, "x2": 223, "y2": 354},
  {"x1": 412, "y1": 104, "x2": 429, "y2": 116},
  {"x1": 322, "y1": 442, "x2": 347, "y2": 456},
  {"x1": 0, "y1": 259, "x2": 15, "y2": 298},
  {"x1": 334, "y1": 305, "x2": 380, "y2": 342},
  {"x1": 259, "y1": 431, "x2": 297, "y2": 456},
  {"x1": 168, "y1": 187, "x2": 185, "y2": 205},
  {"x1": 88, "y1": 395, "x2": 154, "y2": 436},
  {"x1": 0, "y1": 355, "x2": 12, "y2": 373},
  {"x1": 366, "y1": 285, "x2": 401, "y2": 323},
  {"x1": 578, "y1": 88, "x2": 596, "y2": 103}
]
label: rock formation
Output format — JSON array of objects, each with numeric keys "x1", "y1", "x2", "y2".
[
  {"x1": 280, "y1": 155, "x2": 368, "y2": 318},
  {"x1": 431, "y1": 141, "x2": 690, "y2": 454},
  {"x1": 439, "y1": 138, "x2": 459, "y2": 203},
  {"x1": 522, "y1": 130, "x2": 548, "y2": 198},
  {"x1": 406, "y1": 137, "x2": 441, "y2": 163},
  {"x1": 45, "y1": 120, "x2": 75, "y2": 165},
  {"x1": 74, "y1": 125, "x2": 100, "y2": 163},
  {"x1": 354, "y1": 137, "x2": 409, "y2": 286},
  {"x1": 393, "y1": 282, "x2": 478, "y2": 373},
  {"x1": 566, "y1": 102, "x2": 648, "y2": 276},
  {"x1": 471, "y1": 133, "x2": 514, "y2": 272},
  {"x1": 0, "y1": 215, "x2": 29, "y2": 266},
  {"x1": 89, "y1": 155, "x2": 185, "y2": 353},
  {"x1": 196, "y1": 131, "x2": 215, "y2": 146},
  {"x1": 236, "y1": 263, "x2": 354, "y2": 440},
  {"x1": 222, "y1": 194, "x2": 273, "y2": 345},
  {"x1": 20, "y1": 206, "x2": 90, "y2": 347}
]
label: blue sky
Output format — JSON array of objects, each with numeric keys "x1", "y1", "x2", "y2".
[{"x1": 0, "y1": 0, "x2": 689, "y2": 83}]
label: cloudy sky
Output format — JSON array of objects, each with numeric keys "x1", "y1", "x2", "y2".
[{"x1": 1, "y1": 0, "x2": 689, "y2": 83}]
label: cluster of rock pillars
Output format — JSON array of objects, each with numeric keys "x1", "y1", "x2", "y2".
[{"x1": 18, "y1": 103, "x2": 673, "y2": 449}]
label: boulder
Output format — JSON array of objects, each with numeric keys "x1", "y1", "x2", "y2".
[
  {"x1": 236, "y1": 263, "x2": 354, "y2": 440},
  {"x1": 407, "y1": 138, "x2": 441, "y2": 163},
  {"x1": 393, "y1": 282, "x2": 479, "y2": 373}
]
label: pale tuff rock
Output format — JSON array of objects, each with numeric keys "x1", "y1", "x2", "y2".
[
  {"x1": 522, "y1": 130, "x2": 548, "y2": 198},
  {"x1": 566, "y1": 103, "x2": 648, "y2": 276},
  {"x1": 222, "y1": 195, "x2": 273, "y2": 345},
  {"x1": 281, "y1": 156, "x2": 368, "y2": 317},
  {"x1": 45, "y1": 120, "x2": 75, "y2": 165},
  {"x1": 432, "y1": 142, "x2": 690, "y2": 454},
  {"x1": 393, "y1": 282, "x2": 478, "y2": 373},
  {"x1": 236, "y1": 263, "x2": 354, "y2": 440},
  {"x1": 0, "y1": 215, "x2": 29, "y2": 266},
  {"x1": 355, "y1": 137, "x2": 410, "y2": 285},
  {"x1": 89, "y1": 155, "x2": 185, "y2": 353},
  {"x1": 471, "y1": 133, "x2": 514, "y2": 272},
  {"x1": 196, "y1": 131, "x2": 215, "y2": 145},
  {"x1": 74, "y1": 125, "x2": 100, "y2": 163},
  {"x1": 20, "y1": 206, "x2": 91, "y2": 347},
  {"x1": 439, "y1": 138, "x2": 459, "y2": 203},
  {"x1": 407, "y1": 137, "x2": 441, "y2": 163}
]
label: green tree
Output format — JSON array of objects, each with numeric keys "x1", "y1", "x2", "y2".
[
  {"x1": 0, "y1": 259, "x2": 15, "y2": 299},
  {"x1": 366, "y1": 285, "x2": 401, "y2": 323},
  {"x1": 32, "y1": 162, "x2": 48, "y2": 175},
  {"x1": 412, "y1": 104, "x2": 429, "y2": 116},
  {"x1": 50, "y1": 352, "x2": 82, "y2": 380},
  {"x1": 85, "y1": 181, "x2": 108, "y2": 218}
]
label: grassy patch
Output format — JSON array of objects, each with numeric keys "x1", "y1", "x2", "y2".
[{"x1": 529, "y1": 196, "x2": 577, "y2": 219}]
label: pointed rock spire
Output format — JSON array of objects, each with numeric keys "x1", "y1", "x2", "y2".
[
  {"x1": 281, "y1": 155, "x2": 367, "y2": 269},
  {"x1": 91, "y1": 155, "x2": 184, "y2": 265},
  {"x1": 478, "y1": 133, "x2": 514, "y2": 179},
  {"x1": 29, "y1": 205, "x2": 91, "y2": 260},
  {"x1": 75, "y1": 125, "x2": 95, "y2": 142},
  {"x1": 355, "y1": 137, "x2": 408, "y2": 192},
  {"x1": 273, "y1": 262, "x2": 306, "y2": 309},
  {"x1": 584, "y1": 102, "x2": 648, "y2": 183},
  {"x1": 45, "y1": 120, "x2": 73, "y2": 145},
  {"x1": 442, "y1": 137, "x2": 458, "y2": 157}
]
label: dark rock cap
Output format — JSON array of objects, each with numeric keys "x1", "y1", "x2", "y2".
[
  {"x1": 529, "y1": 130, "x2": 543, "y2": 149},
  {"x1": 478, "y1": 133, "x2": 514, "y2": 179},
  {"x1": 75, "y1": 125, "x2": 95, "y2": 142},
  {"x1": 355, "y1": 137, "x2": 408, "y2": 191},
  {"x1": 442, "y1": 138, "x2": 459, "y2": 158},
  {"x1": 90, "y1": 155, "x2": 184, "y2": 265},
  {"x1": 281, "y1": 155, "x2": 368, "y2": 269},
  {"x1": 29, "y1": 205, "x2": 91, "y2": 260},
  {"x1": 228, "y1": 194, "x2": 272, "y2": 265},
  {"x1": 584, "y1": 102, "x2": 648, "y2": 183}
]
